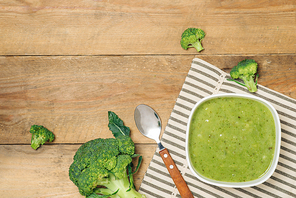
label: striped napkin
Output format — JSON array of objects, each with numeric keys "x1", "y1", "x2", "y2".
[{"x1": 139, "y1": 58, "x2": 296, "y2": 198}]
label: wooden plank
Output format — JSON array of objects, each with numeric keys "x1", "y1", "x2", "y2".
[
  {"x1": 0, "y1": 55, "x2": 295, "y2": 144},
  {"x1": 0, "y1": 1, "x2": 295, "y2": 55},
  {"x1": 0, "y1": 55, "x2": 193, "y2": 144},
  {"x1": 0, "y1": 144, "x2": 156, "y2": 198}
]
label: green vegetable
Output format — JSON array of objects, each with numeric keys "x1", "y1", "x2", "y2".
[
  {"x1": 180, "y1": 28, "x2": 205, "y2": 52},
  {"x1": 108, "y1": 111, "x2": 130, "y2": 138},
  {"x1": 69, "y1": 111, "x2": 146, "y2": 198},
  {"x1": 30, "y1": 125, "x2": 55, "y2": 150},
  {"x1": 227, "y1": 59, "x2": 259, "y2": 92}
]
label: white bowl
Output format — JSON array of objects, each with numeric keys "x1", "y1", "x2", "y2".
[{"x1": 186, "y1": 93, "x2": 281, "y2": 188}]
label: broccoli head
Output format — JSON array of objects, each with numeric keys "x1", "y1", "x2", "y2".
[
  {"x1": 30, "y1": 125, "x2": 55, "y2": 150},
  {"x1": 228, "y1": 59, "x2": 259, "y2": 92},
  {"x1": 69, "y1": 112, "x2": 145, "y2": 198},
  {"x1": 180, "y1": 28, "x2": 205, "y2": 52}
]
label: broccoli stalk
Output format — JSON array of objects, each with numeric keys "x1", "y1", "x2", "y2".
[
  {"x1": 180, "y1": 28, "x2": 206, "y2": 52},
  {"x1": 90, "y1": 187, "x2": 120, "y2": 198},
  {"x1": 69, "y1": 112, "x2": 146, "y2": 198},
  {"x1": 30, "y1": 125, "x2": 55, "y2": 150},
  {"x1": 239, "y1": 75, "x2": 258, "y2": 92},
  {"x1": 228, "y1": 59, "x2": 259, "y2": 92},
  {"x1": 89, "y1": 172, "x2": 143, "y2": 198}
]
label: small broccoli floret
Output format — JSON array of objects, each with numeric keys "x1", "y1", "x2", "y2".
[
  {"x1": 228, "y1": 59, "x2": 259, "y2": 92},
  {"x1": 30, "y1": 125, "x2": 55, "y2": 150},
  {"x1": 69, "y1": 112, "x2": 146, "y2": 198},
  {"x1": 77, "y1": 166, "x2": 109, "y2": 196},
  {"x1": 180, "y1": 28, "x2": 205, "y2": 52},
  {"x1": 117, "y1": 135, "x2": 135, "y2": 156},
  {"x1": 111, "y1": 155, "x2": 132, "y2": 179}
]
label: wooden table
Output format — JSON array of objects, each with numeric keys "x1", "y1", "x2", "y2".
[{"x1": 0, "y1": 1, "x2": 295, "y2": 197}]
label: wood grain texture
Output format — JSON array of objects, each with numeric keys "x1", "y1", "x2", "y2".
[
  {"x1": 0, "y1": 55, "x2": 192, "y2": 144},
  {"x1": 0, "y1": 144, "x2": 155, "y2": 198},
  {"x1": 0, "y1": 1, "x2": 295, "y2": 197},
  {"x1": 0, "y1": 0, "x2": 295, "y2": 55},
  {"x1": 0, "y1": 55, "x2": 295, "y2": 144}
]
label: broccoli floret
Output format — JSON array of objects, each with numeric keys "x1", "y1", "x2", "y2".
[
  {"x1": 69, "y1": 112, "x2": 145, "y2": 198},
  {"x1": 69, "y1": 137, "x2": 144, "y2": 198},
  {"x1": 117, "y1": 135, "x2": 135, "y2": 156},
  {"x1": 111, "y1": 155, "x2": 132, "y2": 179},
  {"x1": 228, "y1": 59, "x2": 259, "y2": 92},
  {"x1": 30, "y1": 125, "x2": 55, "y2": 150},
  {"x1": 180, "y1": 28, "x2": 205, "y2": 52}
]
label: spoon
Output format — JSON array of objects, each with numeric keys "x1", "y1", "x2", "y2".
[{"x1": 134, "y1": 104, "x2": 194, "y2": 198}]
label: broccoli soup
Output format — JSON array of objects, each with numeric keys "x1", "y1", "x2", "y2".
[{"x1": 188, "y1": 97, "x2": 276, "y2": 182}]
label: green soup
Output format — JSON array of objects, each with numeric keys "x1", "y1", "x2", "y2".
[{"x1": 188, "y1": 97, "x2": 276, "y2": 182}]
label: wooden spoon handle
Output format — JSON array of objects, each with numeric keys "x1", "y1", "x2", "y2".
[{"x1": 159, "y1": 148, "x2": 194, "y2": 198}]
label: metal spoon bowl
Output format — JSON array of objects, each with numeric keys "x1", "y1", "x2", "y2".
[
  {"x1": 134, "y1": 104, "x2": 164, "y2": 150},
  {"x1": 134, "y1": 104, "x2": 193, "y2": 198}
]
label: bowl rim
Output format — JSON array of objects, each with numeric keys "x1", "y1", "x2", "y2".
[{"x1": 185, "y1": 93, "x2": 281, "y2": 188}]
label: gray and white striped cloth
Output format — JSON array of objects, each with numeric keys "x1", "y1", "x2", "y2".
[{"x1": 139, "y1": 58, "x2": 296, "y2": 198}]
